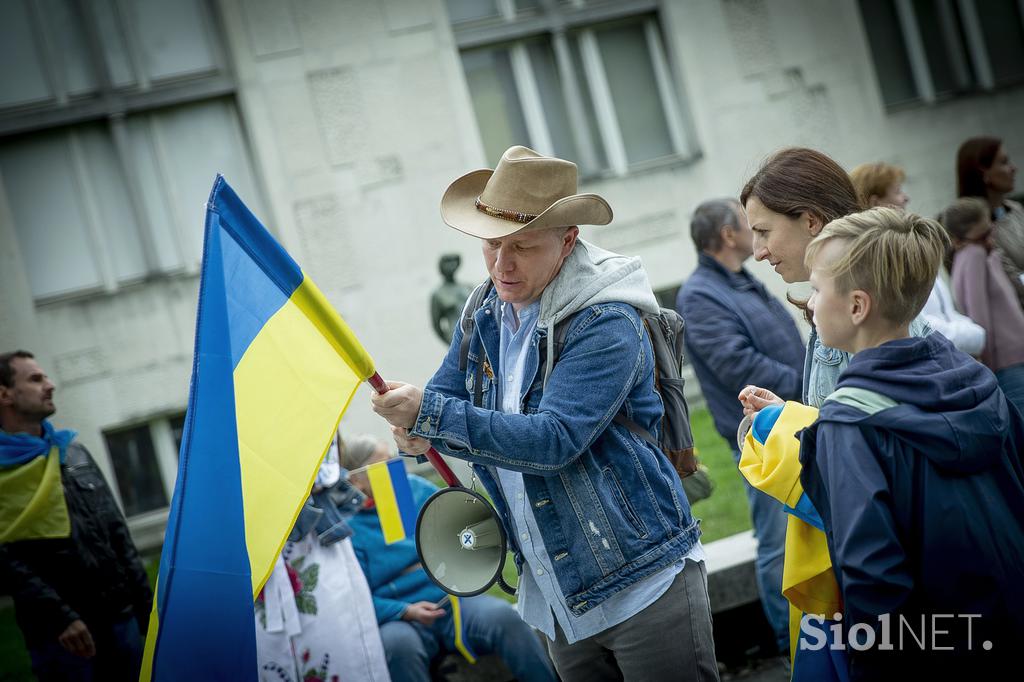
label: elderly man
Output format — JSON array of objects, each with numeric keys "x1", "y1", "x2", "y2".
[
  {"x1": 0, "y1": 351, "x2": 152, "y2": 681},
  {"x1": 371, "y1": 146, "x2": 718, "y2": 682},
  {"x1": 675, "y1": 199, "x2": 805, "y2": 655}
]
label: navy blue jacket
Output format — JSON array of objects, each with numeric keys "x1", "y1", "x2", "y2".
[
  {"x1": 676, "y1": 253, "x2": 805, "y2": 445},
  {"x1": 800, "y1": 334, "x2": 1024, "y2": 679}
]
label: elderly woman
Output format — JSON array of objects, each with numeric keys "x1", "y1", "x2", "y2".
[
  {"x1": 342, "y1": 435, "x2": 555, "y2": 682},
  {"x1": 255, "y1": 432, "x2": 390, "y2": 682},
  {"x1": 957, "y1": 136, "x2": 1024, "y2": 309}
]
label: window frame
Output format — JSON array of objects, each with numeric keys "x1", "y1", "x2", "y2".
[
  {"x1": 449, "y1": 0, "x2": 698, "y2": 177},
  {"x1": 0, "y1": 0, "x2": 245, "y2": 302},
  {"x1": 865, "y1": 0, "x2": 1024, "y2": 109},
  {"x1": 103, "y1": 411, "x2": 185, "y2": 519}
]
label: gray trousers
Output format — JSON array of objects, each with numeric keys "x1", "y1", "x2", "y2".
[{"x1": 546, "y1": 559, "x2": 720, "y2": 682}]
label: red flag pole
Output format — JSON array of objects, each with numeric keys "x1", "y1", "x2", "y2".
[{"x1": 367, "y1": 372, "x2": 462, "y2": 487}]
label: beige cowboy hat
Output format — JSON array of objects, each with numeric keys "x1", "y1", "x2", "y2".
[{"x1": 440, "y1": 145, "x2": 613, "y2": 239}]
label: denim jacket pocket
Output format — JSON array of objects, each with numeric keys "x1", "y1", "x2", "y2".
[{"x1": 602, "y1": 466, "x2": 649, "y2": 539}]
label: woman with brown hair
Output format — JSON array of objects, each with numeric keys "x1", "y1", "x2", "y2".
[
  {"x1": 957, "y1": 136, "x2": 1024, "y2": 309},
  {"x1": 738, "y1": 147, "x2": 931, "y2": 407}
]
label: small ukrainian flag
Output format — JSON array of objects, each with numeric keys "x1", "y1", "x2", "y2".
[{"x1": 365, "y1": 458, "x2": 418, "y2": 544}]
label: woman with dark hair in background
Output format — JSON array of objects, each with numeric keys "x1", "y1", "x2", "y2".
[{"x1": 957, "y1": 136, "x2": 1024, "y2": 309}]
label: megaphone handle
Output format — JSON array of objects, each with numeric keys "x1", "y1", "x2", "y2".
[
  {"x1": 368, "y1": 372, "x2": 462, "y2": 488},
  {"x1": 497, "y1": 574, "x2": 517, "y2": 596}
]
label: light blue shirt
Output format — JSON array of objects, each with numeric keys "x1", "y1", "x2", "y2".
[{"x1": 494, "y1": 301, "x2": 702, "y2": 643}]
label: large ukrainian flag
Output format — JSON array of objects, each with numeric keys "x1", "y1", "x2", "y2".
[{"x1": 141, "y1": 177, "x2": 375, "y2": 681}]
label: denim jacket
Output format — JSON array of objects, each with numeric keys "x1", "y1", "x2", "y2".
[{"x1": 410, "y1": 240, "x2": 701, "y2": 616}]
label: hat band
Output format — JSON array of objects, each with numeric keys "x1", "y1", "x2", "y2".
[{"x1": 475, "y1": 196, "x2": 538, "y2": 224}]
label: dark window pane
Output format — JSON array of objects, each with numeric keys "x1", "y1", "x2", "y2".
[
  {"x1": 568, "y1": 37, "x2": 609, "y2": 173},
  {"x1": 169, "y1": 413, "x2": 186, "y2": 458},
  {"x1": 653, "y1": 284, "x2": 680, "y2": 311},
  {"x1": 976, "y1": 0, "x2": 1024, "y2": 85},
  {"x1": 526, "y1": 39, "x2": 581, "y2": 166},
  {"x1": 913, "y1": 0, "x2": 971, "y2": 96},
  {"x1": 596, "y1": 20, "x2": 673, "y2": 164},
  {"x1": 105, "y1": 425, "x2": 167, "y2": 516},
  {"x1": 858, "y1": 0, "x2": 919, "y2": 107},
  {"x1": 461, "y1": 46, "x2": 531, "y2": 165}
]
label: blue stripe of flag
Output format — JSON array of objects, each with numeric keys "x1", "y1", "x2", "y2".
[{"x1": 387, "y1": 458, "x2": 418, "y2": 537}]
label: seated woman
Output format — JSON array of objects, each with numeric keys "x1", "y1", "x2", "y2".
[
  {"x1": 256, "y1": 431, "x2": 390, "y2": 682},
  {"x1": 342, "y1": 435, "x2": 556, "y2": 682}
]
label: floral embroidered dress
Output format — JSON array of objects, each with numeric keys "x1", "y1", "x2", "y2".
[{"x1": 256, "y1": 440, "x2": 390, "y2": 682}]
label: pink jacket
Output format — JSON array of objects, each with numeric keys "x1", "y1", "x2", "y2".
[{"x1": 952, "y1": 244, "x2": 1024, "y2": 371}]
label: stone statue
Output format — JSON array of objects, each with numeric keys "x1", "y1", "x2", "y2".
[{"x1": 430, "y1": 253, "x2": 476, "y2": 343}]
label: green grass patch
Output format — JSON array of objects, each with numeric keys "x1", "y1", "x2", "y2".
[
  {"x1": 0, "y1": 607, "x2": 31, "y2": 682},
  {"x1": 688, "y1": 407, "x2": 753, "y2": 542}
]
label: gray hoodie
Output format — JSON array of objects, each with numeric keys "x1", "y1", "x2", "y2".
[{"x1": 536, "y1": 239, "x2": 661, "y2": 385}]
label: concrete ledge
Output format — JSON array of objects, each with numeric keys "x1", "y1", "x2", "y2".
[{"x1": 704, "y1": 530, "x2": 760, "y2": 613}]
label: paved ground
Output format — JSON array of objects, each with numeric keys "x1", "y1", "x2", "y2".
[{"x1": 721, "y1": 655, "x2": 790, "y2": 681}]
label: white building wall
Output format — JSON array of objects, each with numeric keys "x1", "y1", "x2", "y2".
[{"x1": 2, "y1": 0, "x2": 1022, "y2": 541}]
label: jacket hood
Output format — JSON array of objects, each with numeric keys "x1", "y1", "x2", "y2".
[
  {"x1": 535, "y1": 239, "x2": 660, "y2": 384},
  {"x1": 539, "y1": 239, "x2": 660, "y2": 326},
  {"x1": 822, "y1": 334, "x2": 1011, "y2": 474}
]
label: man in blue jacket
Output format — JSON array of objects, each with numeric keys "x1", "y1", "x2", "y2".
[
  {"x1": 371, "y1": 146, "x2": 718, "y2": 681},
  {"x1": 676, "y1": 198, "x2": 805, "y2": 653}
]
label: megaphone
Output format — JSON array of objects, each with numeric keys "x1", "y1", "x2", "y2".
[{"x1": 416, "y1": 486, "x2": 516, "y2": 596}]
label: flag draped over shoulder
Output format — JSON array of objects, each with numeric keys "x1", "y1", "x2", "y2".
[
  {"x1": 141, "y1": 176, "x2": 376, "y2": 681},
  {"x1": 0, "y1": 422, "x2": 76, "y2": 543}
]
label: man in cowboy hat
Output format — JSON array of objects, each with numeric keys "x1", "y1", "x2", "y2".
[{"x1": 371, "y1": 146, "x2": 718, "y2": 681}]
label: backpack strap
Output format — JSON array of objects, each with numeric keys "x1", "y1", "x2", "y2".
[
  {"x1": 612, "y1": 412, "x2": 659, "y2": 448},
  {"x1": 545, "y1": 309, "x2": 659, "y2": 449},
  {"x1": 458, "y1": 279, "x2": 494, "y2": 373}
]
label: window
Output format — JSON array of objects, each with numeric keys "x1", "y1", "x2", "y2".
[
  {"x1": 653, "y1": 283, "x2": 680, "y2": 311},
  {"x1": 447, "y1": 0, "x2": 696, "y2": 177},
  {"x1": 105, "y1": 425, "x2": 168, "y2": 517},
  {"x1": 104, "y1": 412, "x2": 185, "y2": 517},
  {"x1": 859, "y1": 0, "x2": 1024, "y2": 108},
  {"x1": 0, "y1": 0, "x2": 262, "y2": 301}
]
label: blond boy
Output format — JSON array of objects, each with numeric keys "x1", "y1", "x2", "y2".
[{"x1": 788, "y1": 207, "x2": 1024, "y2": 680}]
